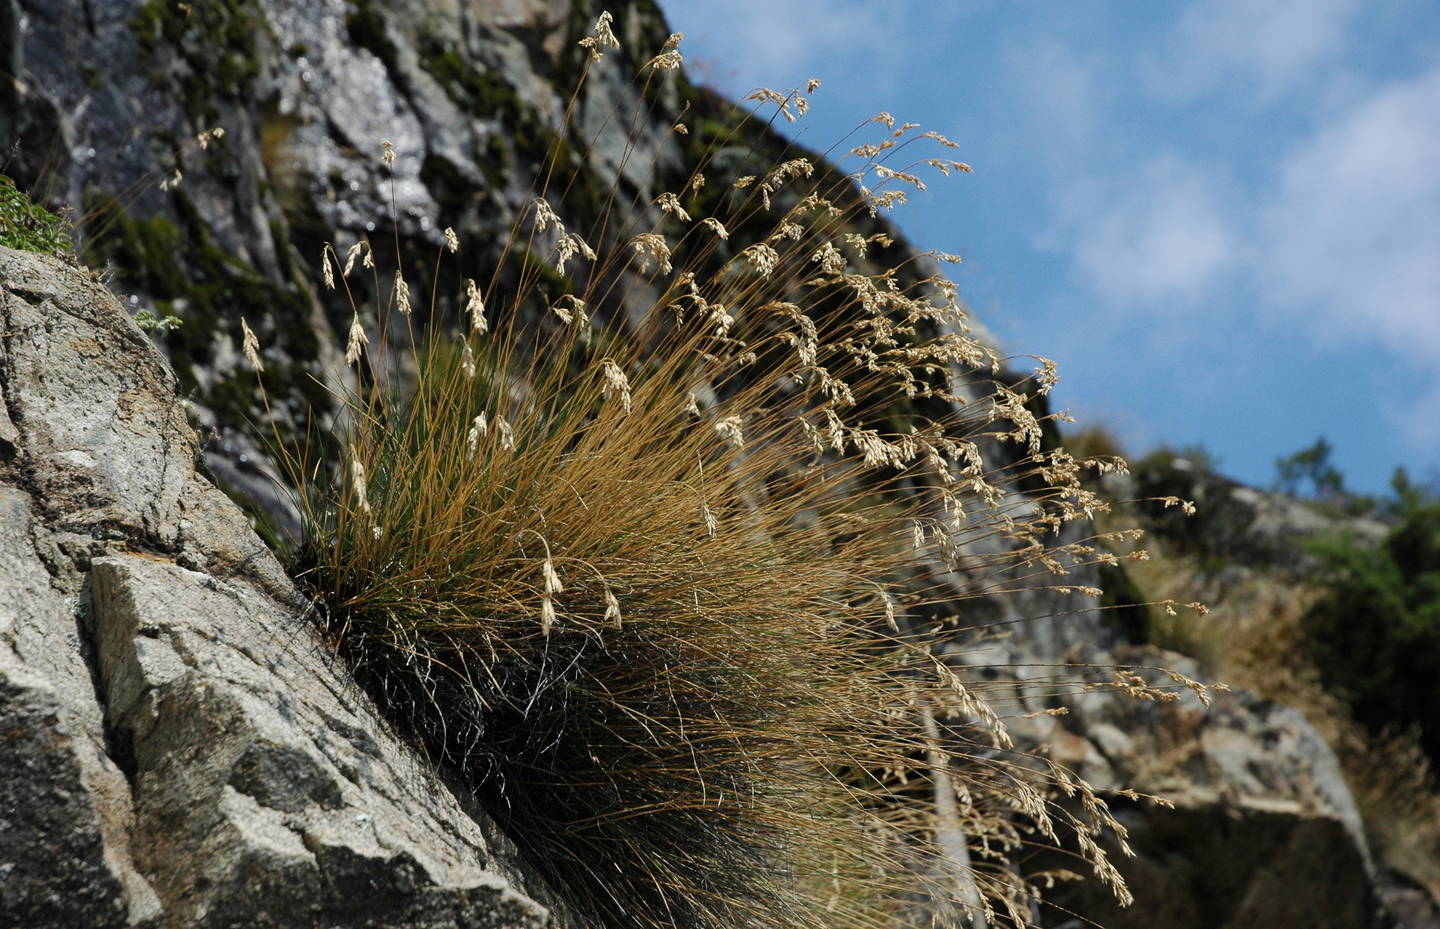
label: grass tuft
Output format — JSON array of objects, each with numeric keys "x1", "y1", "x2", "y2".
[{"x1": 253, "y1": 16, "x2": 1154, "y2": 929}]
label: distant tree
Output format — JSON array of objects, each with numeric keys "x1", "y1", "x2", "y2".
[
  {"x1": 1275, "y1": 436, "x2": 1344, "y2": 501},
  {"x1": 1385, "y1": 466, "x2": 1440, "y2": 517}
]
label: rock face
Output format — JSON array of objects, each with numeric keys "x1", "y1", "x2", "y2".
[
  {"x1": 0, "y1": 246, "x2": 556, "y2": 928},
  {"x1": 0, "y1": 0, "x2": 1432, "y2": 926},
  {"x1": 0, "y1": 0, "x2": 701, "y2": 533},
  {"x1": 1018, "y1": 645, "x2": 1388, "y2": 929}
]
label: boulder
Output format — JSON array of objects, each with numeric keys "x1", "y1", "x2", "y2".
[
  {"x1": 1062, "y1": 646, "x2": 1384, "y2": 929},
  {"x1": 1, "y1": 245, "x2": 556, "y2": 928},
  {"x1": 983, "y1": 642, "x2": 1396, "y2": 928}
]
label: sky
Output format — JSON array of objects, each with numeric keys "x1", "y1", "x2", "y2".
[{"x1": 659, "y1": 0, "x2": 1440, "y2": 496}]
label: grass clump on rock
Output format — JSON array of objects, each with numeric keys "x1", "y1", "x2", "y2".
[{"x1": 256, "y1": 14, "x2": 1146, "y2": 929}]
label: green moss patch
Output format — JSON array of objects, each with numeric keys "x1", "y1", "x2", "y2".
[
  {"x1": 130, "y1": 0, "x2": 271, "y2": 124},
  {"x1": 82, "y1": 190, "x2": 328, "y2": 431}
]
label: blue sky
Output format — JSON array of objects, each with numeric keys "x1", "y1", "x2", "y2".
[{"x1": 659, "y1": 0, "x2": 1440, "y2": 496}]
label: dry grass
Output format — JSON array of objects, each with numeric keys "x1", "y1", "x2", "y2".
[{"x1": 248, "y1": 15, "x2": 1163, "y2": 929}]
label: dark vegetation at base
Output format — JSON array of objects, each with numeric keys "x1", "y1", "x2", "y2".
[{"x1": 305, "y1": 590, "x2": 800, "y2": 929}]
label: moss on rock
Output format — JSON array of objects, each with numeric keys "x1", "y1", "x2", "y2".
[
  {"x1": 81, "y1": 190, "x2": 328, "y2": 431},
  {"x1": 130, "y1": 0, "x2": 271, "y2": 124}
]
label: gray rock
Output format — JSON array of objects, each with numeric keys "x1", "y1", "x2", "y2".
[
  {"x1": 1050, "y1": 801, "x2": 1383, "y2": 929},
  {"x1": 1002, "y1": 644, "x2": 1394, "y2": 929},
  {"x1": 1, "y1": 245, "x2": 554, "y2": 928},
  {"x1": 0, "y1": 491, "x2": 161, "y2": 929},
  {"x1": 92, "y1": 554, "x2": 548, "y2": 929}
]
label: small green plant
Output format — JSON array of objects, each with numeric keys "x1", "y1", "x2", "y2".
[
  {"x1": 0, "y1": 174, "x2": 73, "y2": 256},
  {"x1": 244, "y1": 14, "x2": 1172, "y2": 929},
  {"x1": 132, "y1": 308, "x2": 185, "y2": 333}
]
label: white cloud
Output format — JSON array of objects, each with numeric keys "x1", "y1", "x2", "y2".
[
  {"x1": 663, "y1": 0, "x2": 895, "y2": 95},
  {"x1": 1005, "y1": 38, "x2": 1098, "y2": 153},
  {"x1": 1256, "y1": 67, "x2": 1440, "y2": 363},
  {"x1": 1399, "y1": 379, "x2": 1440, "y2": 452},
  {"x1": 1049, "y1": 156, "x2": 1237, "y2": 306},
  {"x1": 1158, "y1": 0, "x2": 1361, "y2": 99}
]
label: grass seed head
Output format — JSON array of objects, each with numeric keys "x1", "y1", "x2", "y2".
[
  {"x1": 578, "y1": 10, "x2": 620, "y2": 62},
  {"x1": 465, "y1": 278, "x2": 488, "y2": 334},
  {"x1": 345, "y1": 313, "x2": 368, "y2": 366},
  {"x1": 240, "y1": 317, "x2": 263, "y2": 372}
]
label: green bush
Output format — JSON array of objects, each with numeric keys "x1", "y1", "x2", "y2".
[{"x1": 1305, "y1": 501, "x2": 1440, "y2": 760}]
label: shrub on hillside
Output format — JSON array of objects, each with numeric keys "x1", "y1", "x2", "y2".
[{"x1": 1305, "y1": 500, "x2": 1440, "y2": 762}]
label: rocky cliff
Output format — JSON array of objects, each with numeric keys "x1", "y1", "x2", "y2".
[
  {"x1": 0, "y1": 245, "x2": 566, "y2": 927},
  {"x1": 0, "y1": 1, "x2": 1430, "y2": 927}
]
